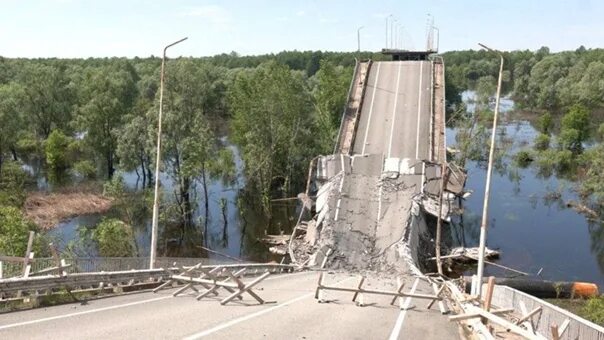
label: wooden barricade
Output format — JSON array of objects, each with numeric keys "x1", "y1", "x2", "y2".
[
  {"x1": 314, "y1": 273, "x2": 442, "y2": 309},
  {"x1": 154, "y1": 264, "x2": 273, "y2": 305}
]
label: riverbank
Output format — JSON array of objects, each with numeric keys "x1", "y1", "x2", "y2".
[{"x1": 24, "y1": 192, "x2": 113, "y2": 229}]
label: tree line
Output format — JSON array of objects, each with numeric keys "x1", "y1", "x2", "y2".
[{"x1": 443, "y1": 46, "x2": 604, "y2": 111}]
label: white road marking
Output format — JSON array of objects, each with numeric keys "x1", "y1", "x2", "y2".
[
  {"x1": 361, "y1": 62, "x2": 382, "y2": 155},
  {"x1": 388, "y1": 278, "x2": 419, "y2": 340},
  {"x1": 334, "y1": 198, "x2": 342, "y2": 221},
  {"x1": 0, "y1": 271, "x2": 313, "y2": 331},
  {"x1": 183, "y1": 276, "x2": 355, "y2": 339},
  {"x1": 387, "y1": 61, "x2": 403, "y2": 158},
  {"x1": 415, "y1": 61, "x2": 424, "y2": 160},
  {"x1": 0, "y1": 296, "x2": 172, "y2": 331}
]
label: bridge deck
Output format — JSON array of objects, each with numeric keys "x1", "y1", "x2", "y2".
[{"x1": 352, "y1": 60, "x2": 433, "y2": 161}]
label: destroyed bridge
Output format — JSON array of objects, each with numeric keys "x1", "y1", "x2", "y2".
[{"x1": 1, "y1": 49, "x2": 602, "y2": 340}]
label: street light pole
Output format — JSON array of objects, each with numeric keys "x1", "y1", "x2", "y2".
[
  {"x1": 149, "y1": 37, "x2": 188, "y2": 270},
  {"x1": 391, "y1": 19, "x2": 397, "y2": 49},
  {"x1": 398, "y1": 25, "x2": 404, "y2": 50},
  {"x1": 474, "y1": 43, "x2": 504, "y2": 297},
  {"x1": 357, "y1": 26, "x2": 364, "y2": 53},
  {"x1": 385, "y1": 15, "x2": 392, "y2": 49}
]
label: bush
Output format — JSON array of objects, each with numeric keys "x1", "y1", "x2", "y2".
[
  {"x1": 0, "y1": 161, "x2": 29, "y2": 208},
  {"x1": 0, "y1": 206, "x2": 37, "y2": 255},
  {"x1": 536, "y1": 149, "x2": 574, "y2": 176},
  {"x1": 92, "y1": 218, "x2": 136, "y2": 257},
  {"x1": 73, "y1": 160, "x2": 96, "y2": 179},
  {"x1": 513, "y1": 150, "x2": 534, "y2": 167},
  {"x1": 581, "y1": 296, "x2": 604, "y2": 326},
  {"x1": 534, "y1": 133, "x2": 551, "y2": 151}
]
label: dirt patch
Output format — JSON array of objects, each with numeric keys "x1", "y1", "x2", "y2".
[{"x1": 24, "y1": 192, "x2": 113, "y2": 229}]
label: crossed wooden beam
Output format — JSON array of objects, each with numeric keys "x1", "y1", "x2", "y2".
[
  {"x1": 154, "y1": 265, "x2": 271, "y2": 305},
  {"x1": 314, "y1": 273, "x2": 444, "y2": 309}
]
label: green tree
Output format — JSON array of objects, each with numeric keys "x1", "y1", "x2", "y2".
[
  {"x1": 17, "y1": 63, "x2": 74, "y2": 139},
  {"x1": 311, "y1": 60, "x2": 352, "y2": 153},
  {"x1": 44, "y1": 129, "x2": 71, "y2": 172},
  {"x1": 536, "y1": 112, "x2": 553, "y2": 134},
  {"x1": 92, "y1": 218, "x2": 136, "y2": 257},
  {"x1": 0, "y1": 206, "x2": 37, "y2": 256},
  {"x1": 0, "y1": 83, "x2": 25, "y2": 172},
  {"x1": 78, "y1": 61, "x2": 138, "y2": 178},
  {"x1": 230, "y1": 61, "x2": 315, "y2": 215},
  {"x1": 157, "y1": 60, "x2": 224, "y2": 229},
  {"x1": 559, "y1": 104, "x2": 590, "y2": 152}
]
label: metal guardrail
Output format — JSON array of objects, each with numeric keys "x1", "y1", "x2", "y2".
[
  {"x1": 0, "y1": 257, "x2": 243, "y2": 279},
  {"x1": 0, "y1": 262, "x2": 298, "y2": 301}
]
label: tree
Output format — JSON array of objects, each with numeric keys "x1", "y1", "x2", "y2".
[
  {"x1": 536, "y1": 112, "x2": 553, "y2": 134},
  {"x1": 17, "y1": 63, "x2": 74, "y2": 139},
  {"x1": 312, "y1": 60, "x2": 352, "y2": 153},
  {"x1": 156, "y1": 60, "x2": 223, "y2": 230},
  {"x1": 92, "y1": 218, "x2": 137, "y2": 257},
  {"x1": 77, "y1": 61, "x2": 138, "y2": 178},
  {"x1": 559, "y1": 104, "x2": 590, "y2": 152},
  {"x1": 230, "y1": 61, "x2": 315, "y2": 216},
  {"x1": 44, "y1": 129, "x2": 71, "y2": 173},
  {"x1": 0, "y1": 83, "x2": 25, "y2": 173}
]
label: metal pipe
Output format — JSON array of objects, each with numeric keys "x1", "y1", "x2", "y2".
[
  {"x1": 150, "y1": 37, "x2": 188, "y2": 270},
  {"x1": 474, "y1": 42, "x2": 504, "y2": 297}
]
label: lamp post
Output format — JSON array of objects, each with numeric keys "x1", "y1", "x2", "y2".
[
  {"x1": 150, "y1": 37, "x2": 188, "y2": 269},
  {"x1": 357, "y1": 26, "x2": 364, "y2": 53},
  {"x1": 398, "y1": 25, "x2": 404, "y2": 50},
  {"x1": 474, "y1": 43, "x2": 504, "y2": 297},
  {"x1": 391, "y1": 19, "x2": 397, "y2": 49},
  {"x1": 385, "y1": 14, "x2": 393, "y2": 49},
  {"x1": 433, "y1": 26, "x2": 440, "y2": 52}
]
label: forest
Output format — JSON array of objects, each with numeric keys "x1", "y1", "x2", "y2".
[{"x1": 0, "y1": 46, "x2": 603, "y2": 260}]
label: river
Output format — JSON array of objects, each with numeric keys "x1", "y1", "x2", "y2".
[{"x1": 447, "y1": 92, "x2": 604, "y2": 287}]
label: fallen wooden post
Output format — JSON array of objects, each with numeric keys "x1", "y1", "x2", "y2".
[
  {"x1": 465, "y1": 305, "x2": 547, "y2": 340},
  {"x1": 449, "y1": 308, "x2": 514, "y2": 321}
]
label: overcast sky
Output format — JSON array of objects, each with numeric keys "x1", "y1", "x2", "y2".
[{"x1": 1, "y1": 0, "x2": 602, "y2": 58}]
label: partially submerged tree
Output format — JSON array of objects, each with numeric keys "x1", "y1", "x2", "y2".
[{"x1": 230, "y1": 61, "x2": 315, "y2": 216}]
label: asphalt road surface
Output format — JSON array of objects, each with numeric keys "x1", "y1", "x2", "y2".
[
  {"x1": 353, "y1": 61, "x2": 432, "y2": 161},
  {"x1": 0, "y1": 272, "x2": 457, "y2": 339}
]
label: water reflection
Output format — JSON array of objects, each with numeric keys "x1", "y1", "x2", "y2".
[
  {"x1": 38, "y1": 137, "x2": 296, "y2": 263},
  {"x1": 447, "y1": 94, "x2": 604, "y2": 287}
]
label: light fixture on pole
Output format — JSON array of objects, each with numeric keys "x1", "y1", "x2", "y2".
[
  {"x1": 150, "y1": 36, "x2": 188, "y2": 269},
  {"x1": 473, "y1": 42, "x2": 504, "y2": 297},
  {"x1": 357, "y1": 26, "x2": 364, "y2": 53}
]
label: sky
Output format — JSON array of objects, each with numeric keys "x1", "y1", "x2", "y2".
[{"x1": 1, "y1": 0, "x2": 602, "y2": 58}]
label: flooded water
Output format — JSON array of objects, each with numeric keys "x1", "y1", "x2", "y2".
[
  {"x1": 39, "y1": 137, "x2": 296, "y2": 263},
  {"x1": 447, "y1": 92, "x2": 604, "y2": 287}
]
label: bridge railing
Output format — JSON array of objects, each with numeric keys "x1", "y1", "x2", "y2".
[
  {"x1": 0, "y1": 256, "x2": 242, "y2": 279},
  {"x1": 333, "y1": 58, "x2": 360, "y2": 154}
]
